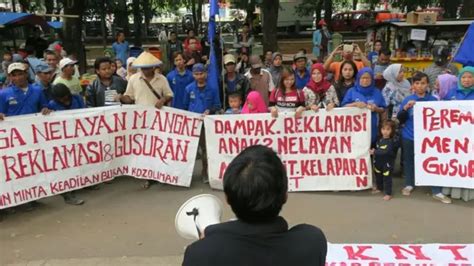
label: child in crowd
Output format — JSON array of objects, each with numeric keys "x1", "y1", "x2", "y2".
[
  {"x1": 371, "y1": 120, "x2": 399, "y2": 201},
  {"x1": 397, "y1": 71, "x2": 451, "y2": 203},
  {"x1": 126, "y1": 57, "x2": 137, "y2": 80},
  {"x1": 225, "y1": 92, "x2": 243, "y2": 114},
  {"x1": 1, "y1": 51, "x2": 13, "y2": 74},
  {"x1": 433, "y1": 73, "x2": 457, "y2": 100},
  {"x1": 382, "y1": 64, "x2": 411, "y2": 120},
  {"x1": 115, "y1": 58, "x2": 127, "y2": 80},
  {"x1": 269, "y1": 67, "x2": 307, "y2": 118},
  {"x1": 241, "y1": 91, "x2": 267, "y2": 114},
  {"x1": 333, "y1": 60, "x2": 358, "y2": 104}
]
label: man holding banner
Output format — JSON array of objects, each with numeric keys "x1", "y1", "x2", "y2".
[{"x1": 120, "y1": 51, "x2": 174, "y2": 189}]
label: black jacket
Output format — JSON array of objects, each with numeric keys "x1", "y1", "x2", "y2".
[{"x1": 183, "y1": 216, "x2": 327, "y2": 266}]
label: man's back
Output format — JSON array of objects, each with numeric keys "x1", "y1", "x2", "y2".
[{"x1": 183, "y1": 217, "x2": 327, "y2": 266}]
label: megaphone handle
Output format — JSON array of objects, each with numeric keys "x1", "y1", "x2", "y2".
[{"x1": 186, "y1": 208, "x2": 203, "y2": 239}]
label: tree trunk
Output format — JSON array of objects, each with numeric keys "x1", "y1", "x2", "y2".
[
  {"x1": 315, "y1": 0, "x2": 323, "y2": 25},
  {"x1": 324, "y1": 0, "x2": 333, "y2": 25},
  {"x1": 191, "y1": 0, "x2": 198, "y2": 33},
  {"x1": 11, "y1": 0, "x2": 16, "y2": 12},
  {"x1": 132, "y1": 0, "x2": 142, "y2": 46},
  {"x1": 261, "y1": 0, "x2": 279, "y2": 53},
  {"x1": 461, "y1": 0, "x2": 474, "y2": 18},
  {"x1": 197, "y1": 0, "x2": 203, "y2": 34},
  {"x1": 352, "y1": 0, "x2": 358, "y2": 10},
  {"x1": 45, "y1": 0, "x2": 54, "y2": 21},
  {"x1": 100, "y1": 0, "x2": 107, "y2": 48},
  {"x1": 143, "y1": 0, "x2": 151, "y2": 38},
  {"x1": 114, "y1": 0, "x2": 129, "y2": 36},
  {"x1": 63, "y1": 0, "x2": 86, "y2": 74}
]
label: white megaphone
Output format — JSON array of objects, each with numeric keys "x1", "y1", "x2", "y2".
[{"x1": 175, "y1": 194, "x2": 223, "y2": 240}]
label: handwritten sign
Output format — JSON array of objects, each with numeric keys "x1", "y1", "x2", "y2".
[
  {"x1": 414, "y1": 101, "x2": 474, "y2": 189},
  {"x1": 204, "y1": 108, "x2": 372, "y2": 191},
  {"x1": 0, "y1": 106, "x2": 202, "y2": 209}
]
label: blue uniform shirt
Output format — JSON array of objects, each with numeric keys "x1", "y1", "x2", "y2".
[
  {"x1": 443, "y1": 88, "x2": 474, "y2": 101},
  {"x1": 295, "y1": 68, "x2": 310, "y2": 90},
  {"x1": 0, "y1": 84, "x2": 48, "y2": 116},
  {"x1": 341, "y1": 87, "x2": 387, "y2": 143},
  {"x1": 183, "y1": 81, "x2": 221, "y2": 114},
  {"x1": 399, "y1": 93, "x2": 437, "y2": 141},
  {"x1": 112, "y1": 41, "x2": 129, "y2": 67},
  {"x1": 166, "y1": 68, "x2": 194, "y2": 110},
  {"x1": 47, "y1": 94, "x2": 85, "y2": 111}
]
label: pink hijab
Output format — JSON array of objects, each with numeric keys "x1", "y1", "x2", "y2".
[
  {"x1": 305, "y1": 63, "x2": 332, "y2": 95},
  {"x1": 241, "y1": 91, "x2": 268, "y2": 114}
]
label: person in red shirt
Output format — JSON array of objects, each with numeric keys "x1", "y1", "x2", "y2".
[{"x1": 269, "y1": 67, "x2": 308, "y2": 118}]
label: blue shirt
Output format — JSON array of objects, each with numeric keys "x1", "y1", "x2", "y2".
[
  {"x1": 183, "y1": 82, "x2": 221, "y2": 114},
  {"x1": 166, "y1": 68, "x2": 194, "y2": 110},
  {"x1": 112, "y1": 41, "x2": 129, "y2": 67},
  {"x1": 295, "y1": 68, "x2": 310, "y2": 90},
  {"x1": 341, "y1": 87, "x2": 387, "y2": 143},
  {"x1": 48, "y1": 95, "x2": 85, "y2": 111},
  {"x1": 399, "y1": 93, "x2": 437, "y2": 141},
  {"x1": 443, "y1": 88, "x2": 474, "y2": 101},
  {"x1": 0, "y1": 84, "x2": 48, "y2": 116}
]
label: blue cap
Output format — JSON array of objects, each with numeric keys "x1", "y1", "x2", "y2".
[
  {"x1": 35, "y1": 62, "x2": 54, "y2": 73},
  {"x1": 192, "y1": 63, "x2": 207, "y2": 73}
]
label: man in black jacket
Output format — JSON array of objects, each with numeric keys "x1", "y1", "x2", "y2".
[{"x1": 183, "y1": 145, "x2": 327, "y2": 266}]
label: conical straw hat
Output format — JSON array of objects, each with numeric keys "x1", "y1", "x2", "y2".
[{"x1": 132, "y1": 51, "x2": 162, "y2": 68}]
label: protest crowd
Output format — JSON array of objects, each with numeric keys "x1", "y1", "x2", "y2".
[{"x1": 0, "y1": 19, "x2": 473, "y2": 216}]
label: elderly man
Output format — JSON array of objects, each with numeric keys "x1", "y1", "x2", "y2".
[
  {"x1": 245, "y1": 55, "x2": 274, "y2": 106},
  {"x1": 120, "y1": 51, "x2": 174, "y2": 189},
  {"x1": 34, "y1": 61, "x2": 54, "y2": 100}
]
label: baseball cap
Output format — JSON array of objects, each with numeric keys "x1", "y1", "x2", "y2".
[
  {"x1": 7, "y1": 62, "x2": 27, "y2": 74},
  {"x1": 224, "y1": 54, "x2": 236, "y2": 65},
  {"x1": 293, "y1": 52, "x2": 307, "y2": 62},
  {"x1": 249, "y1": 55, "x2": 263, "y2": 68},
  {"x1": 192, "y1": 63, "x2": 207, "y2": 73},
  {"x1": 35, "y1": 62, "x2": 54, "y2": 73},
  {"x1": 59, "y1": 57, "x2": 77, "y2": 70}
]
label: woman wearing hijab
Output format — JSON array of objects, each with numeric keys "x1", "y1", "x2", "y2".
[
  {"x1": 241, "y1": 91, "x2": 268, "y2": 114},
  {"x1": 125, "y1": 57, "x2": 137, "y2": 80},
  {"x1": 381, "y1": 64, "x2": 411, "y2": 120},
  {"x1": 269, "y1": 52, "x2": 283, "y2": 86},
  {"x1": 432, "y1": 73, "x2": 457, "y2": 100},
  {"x1": 342, "y1": 67, "x2": 386, "y2": 145},
  {"x1": 303, "y1": 63, "x2": 339, "y2": 110},
  {"x1": 441, "y1": 66, "x2": 474, "y2": 201}
]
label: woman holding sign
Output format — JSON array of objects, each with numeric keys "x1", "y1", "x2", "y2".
[
  {"x1": 441, "y1": 66, "x2": 474, "y2": 201},
  {"x1": 341, "y1": 67, "x2": 386, "y2": 146}
]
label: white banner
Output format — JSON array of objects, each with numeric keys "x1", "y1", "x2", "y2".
[
  {"x1": 0, "y1": 106, "x2": 202, "y2": 209},
  {"x1": 204, "y1": 108, "x2": 372, "y2": 191},
  {"x1": 414, "y1": 101, "x2": 474, "y2": 189},
  {"x1": 327, "y1": 243, "x2": 474, "y2": 264}
]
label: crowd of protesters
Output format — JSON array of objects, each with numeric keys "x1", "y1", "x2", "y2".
[{"x1": 0, "y1": 22, "x2": 473, "y2": 216}]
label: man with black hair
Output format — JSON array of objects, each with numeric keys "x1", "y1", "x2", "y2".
[
  {"x1": 183, "y1": 145, "x2": 327, "y2": 266},
  {"x1": 112, "y1": 31, "x2": 129, "y2": 70},
  {"x1": 86, "y1": 57, "x2": 127, "y2": 107},
  {"x1": 373, "y1": 48, "x2": 391, "y2": 89},
  {"x1": 424, "y1": 46, "x2": 459, "y2": 90}
]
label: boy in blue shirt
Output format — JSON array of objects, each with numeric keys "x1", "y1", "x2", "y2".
[
  {"x1": 112, "y1": 31, "x2": 129, "y2": 69},
  {"x1": 398, "y1": 72, "x2": 451, "y2": 204},
  {"x1": 167, "y1": 52, "x2": 194, "y2": 110},
  {"x1": 183, "y1": 63, "x2": 221, "y2": 183}
]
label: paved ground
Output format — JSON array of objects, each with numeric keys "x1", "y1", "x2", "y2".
[{"x1": 1, "y1": 160, "x2": 473, "y2": 266}]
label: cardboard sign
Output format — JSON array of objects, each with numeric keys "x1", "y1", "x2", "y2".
[
  {"x1": 0, "y1": 106, "x2": 202, "y2": 209},
  {"x1": 204, "y1": 108, "x2": 372, "y2": 191},
  {"x1": 414, "y1": 101, "x2": 474, "y2": 189}
]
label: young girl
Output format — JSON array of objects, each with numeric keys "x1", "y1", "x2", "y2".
[
  {"x1": 303, "y1": 63, "x2": 339, "y2": 111},
  {"x1": 333, "y1": 60, "x2": 358, "y2": 104},
  {"x1": 241, "y1": 91, "x2": 267, "y2": 114},
  {"x1": 371, "y1": 120, "x2": 399, "y2": 201},
  {"x1": 269, "y1": 67, "x2": 307, "y2": 118},
  {"x1": 342, "y1": 67, "x2": 386, "y2": 146},
  {"x1": 382, "y1": 63, "x2": 411, "y2": 120}
]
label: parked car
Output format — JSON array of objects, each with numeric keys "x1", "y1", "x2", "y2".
[{"x1": 330, "y1": 10, "x2": 376, "y2": 32}]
